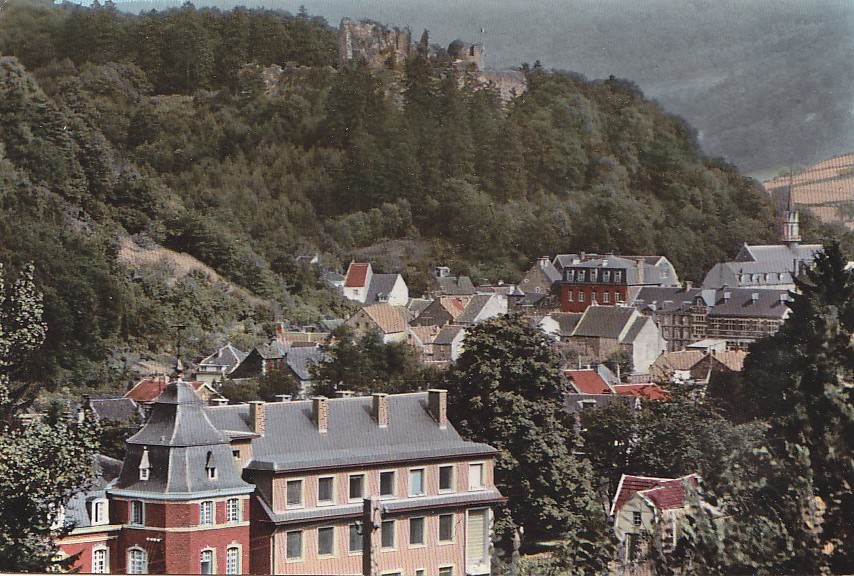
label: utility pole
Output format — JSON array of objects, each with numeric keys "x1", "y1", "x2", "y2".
[{"x1": 362, "y1": 497, "x2": 382, "y2": 576}]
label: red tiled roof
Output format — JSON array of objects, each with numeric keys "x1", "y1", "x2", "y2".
[
  {"x1": 565, "y1": 369, "x2": 613, "y2": 395},
  {"x1": 125, "y1": 377, "x2": 207, "y2": 403},
  {"x1": 344, "y1": 263, "x2": 370, "y2": 288},
  {"x1": 439, "y1": 297, "x2": 467, "y2": 319},
  {"x1": 611, "y1": 474, "x2": 697, "y2": 515},
  {"x1": 613, "y1": 383, "x2": 669, "y2": 401}
]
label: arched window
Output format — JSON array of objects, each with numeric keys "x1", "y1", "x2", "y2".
[
  {"x1": 92, "y1": 547, "x2": 109, "y2": 574},
  {"x1": 127, "y1": 547, "x2": 147, "y2": 574},
  {"x1": 226, "y1": 547, "x2": 240, "y2": 575},
  {"x1": 200, "y1": 549, "x2": 214, "y2": 574}
]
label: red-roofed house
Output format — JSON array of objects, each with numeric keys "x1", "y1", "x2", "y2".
[
  {"x1": 342, "y1": 262, "x2": 409, "y2": 306},
  {"x1": 125, "y1": 376, "x2": 223, "y2": 408},
  {"x1": 565, "y1": 369, "x2": 614, "y2": 395},
  {"x1": 612, "y1": 473, "x2": 702, "y2": 571}
]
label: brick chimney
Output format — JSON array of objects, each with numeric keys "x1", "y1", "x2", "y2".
[
  {"x1": 428, "y1": 389, "x2": 447, "y2": 429},
  {"x1": 371, "y1": 393, "x2": 388, "y2": 428},
  {"x1": 249, "y1": 401, "x2": 266, "y2": 435},
  {"x1": 313, "y1": 396, "x2": 329, "y2": 433}
]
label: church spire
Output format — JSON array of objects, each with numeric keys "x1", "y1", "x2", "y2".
[{"x1": 780, "y1": 169, "x2": 801, "y2": 245}]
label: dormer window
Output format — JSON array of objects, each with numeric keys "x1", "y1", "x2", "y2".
[
  {"x1": 603, "y1": 270, "x2": 611, "y2": 282},
  {"x1": 566, "y1": 270, "x2": 575, "y2": 282},
  {"x1": 578, "y1": 270, "x2": 586, "y2": 282},
  {"x1": 90, "y1": 498, "x2": 109, "y2": 526},
  {"x1": 590, "y1": 269, "x2": 598, "y2": 282},
  {"x1": 139, "y1": 447, "x2": 151, "y2": 481},
  {"x1": 205, "y1": 451, "x2": 217, "y2": 480},
  {"x1": 615, "y1": 271, "x2": 622, "y2": 283}
]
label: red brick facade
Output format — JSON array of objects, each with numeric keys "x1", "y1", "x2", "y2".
[{"x1": 561, "y1": 283, "x2": 629, "y2": 312}]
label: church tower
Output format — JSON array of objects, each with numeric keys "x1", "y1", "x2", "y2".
[
  {"x1": 109, "y1": 380, "x2": 255, "y2": 574},
  {"x1": 779, "y1": 171, "x2": 802, "y2": 245}
]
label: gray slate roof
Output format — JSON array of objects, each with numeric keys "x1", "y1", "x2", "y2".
[
  {"x1": 707, "y1": 289, "x2": 790, "y2": 319},
  {"x1": 623, "y1": 315, "x2": 652, "y2": 344},
  {"x1": 549, "y1": 312, "x2": 583, "y2": 336},
  {"x1": 455, "y1": 294, "x2": 497, "y2": 324},
  {"x1": 112, "y1": 382, "x2": 254, "y2": 500},
  {"x1": 434, "y1": 275, "x2": 476, "y2": 296},
  {"x1": 65, "y1": 454, "x2": 123, "y2": 529},
  {"x1": 434, "y1": 324, "x2": 465, "y2": 345},
  {"x1": 208, "y1": 393, "x2": 496, "y2": 473},
  {"x1": 286, "y1": 345, "x2": 325, "y2": 381},
  {"x1": 572, "y1": 306, "x2": 637, "y2": 339},
  {"x1": 199, "y1": 343, "x2": 247, "y2": 372},
  {"x1": 89, "y1": 397, "x2": 143, "y2": 422},
  {"x1": 365, "y1": 273, "x2": 402, "y2": 304}
]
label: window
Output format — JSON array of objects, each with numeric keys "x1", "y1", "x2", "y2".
[
  {"x1": 410, "y1": 517, "x2": 425, "y2": 546},
  {"x1": 139, "y1": 468, "x2": 149, "y2": 481},
  {"x1": 603, "y1": 291, "x2": 610, "y2": 303},
  {"x1": 225, "y1": 547, "x2": 240, "y2": 575},
  {"x1": 468, "y1": 463, "x2": 484, "y2": 490},
  {"x1": 615, "y1": 271, "x2": 622, "y2": 282},
  {"x1": 603, "y1": 270, "x2": 611, "y2": 282},
  {"x1": 349, "y1": 523, "x2": 363, "y2": 553},
  {"x1": 566, "y1": 270, "x2": 575, "y2": 282},
  {"x1": 206, "y1": 466, "x2": 217, "y2": 480},
  {"x1": 578, "y1": 291, "x2": 585, "y2": 303},
  {"x1": 578, "y1": 270, "x2": 586, "y2": 281},
  {"x1": 567, "y1": 291, "x2": 574, "y2": 302},
  {"x1": 439, "y1": 567, "x2": 454, "y2": 576},
  {"x1": 416, "y1": 570, "x2": 426, "y2": 576},
  {"x1": 128, "y1": 548, "x2": 147, "y2": 574},
  {"x1": 91, "y1": 499, "x2": 108, "y2": 525},
  {"x1": 286, "y1": 530, "x2": 303, "y2": 559},
  {"x1": 590, "y1": 269, "x2": 598, "y2": 282},
  {"x1": 92, "y1": 548, "x2": 109, "y2": 574},
  {"x1": 632, "y1": 510, "x2": 642, "y2": 526},
  {"x1": 409, "y1": 468, "x2": 425, "y2": 496},
  {"x1": 380, "y1": 471, "x2": 395, "y2": 498},
  {"x1": 615, "y1": 291, "x2": 621, "y2": 302},
  {"x1": 381, "y1": 520, "x2": 395, "y2": 549},
  {"x1": 232, "y1": 449, "x2": 241, "y2": 461},
  {"x1": 227, "y1": 498, "x2": 241, "y2": 523},
  {"x1": 439, "y1": 513, "x2": 454, "y2": 542},
  {"x1": 130, "y1": 500, "x2": 144, "y2": 526},
  {"x1": 200, "y1": 500, "x2": 214, "y2": 525},
  {"x1": 467, "y1": 509, "x2": 489, "y2": 564},
  {"x1": 318, "y1": 476, "x2": 334, "y2": 505},
  {"x1": 286, "y1": 479, "x2": 303, "y2": 508},
  {"x1": 318, "y1": 526, "x2": 335, "y2": 556},
  {"x1": 200, "y1": 550, "x2": 214, "y2": 575},
  {"x1": 439, "y1": 465, "x2": 455, "y2": 492},
  {"x1": 349, "y1": 474, "x2": 364, "y2": 501}
]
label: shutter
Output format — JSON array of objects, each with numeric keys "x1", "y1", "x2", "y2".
[{"x1": 466, "y1": 509, "x2": 488, "y2": 562}]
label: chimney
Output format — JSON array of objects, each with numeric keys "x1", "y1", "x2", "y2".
[
  {"x1": 684, "y1": 280, "x2": 693, "y2": 290},
  {"x1": 722, "y1": 291, "x2": 731, "y2": 302},
  {"x1": 751, "y1": 292, "x2": 759, "y2": 303},
  {"x1": 312, "y1": 396, "x2": 329, "y2": 433},
  {"x1": 428, "y1": 389, "x2": 447, "y2": 429},
  {"x1": 371, "y1": 393, "x2": 388, "y2": 428},
  {"x1": 211, "y1": 398, "x2": 229, "y2": 406},
  {"x1": 274, "y1": 394, "x2": 291, "y2": 403},
  {"x1": 248, "y1": 401, "x2": 266, "y2": 435},
  {"x1": 538, "y1": 256, "x2": 550, "y2": 268}
]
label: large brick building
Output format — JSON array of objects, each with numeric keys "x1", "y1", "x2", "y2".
[{"x1": 58, "y1": 383, "x2": 502, "y2": 575}]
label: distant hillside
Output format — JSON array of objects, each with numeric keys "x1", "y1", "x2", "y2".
[
  {"x1": 764, "y1": 154, "x2": 854, "y2": 229},
  {"x1": 0, "y1": 2, "x2": 780, "y2": 393}
]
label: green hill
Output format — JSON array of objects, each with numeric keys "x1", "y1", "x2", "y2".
[{"x1": 0, "y1": 1, "x2": 778, "y2": 394}]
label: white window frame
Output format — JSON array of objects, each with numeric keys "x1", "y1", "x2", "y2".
[
  {"x1": 438, "y1": 566, "x2": 454, "y2": 576},
  {"x1": 615, "y1": 271, "x2": 622, "y2": 282},
  {"x1": 200, "y1": 500, "x2": 215, "y2": 526},
  {"x1": 603, "y1": 291, "x2": 610, "y2": 303},
  {"x1": 139, "y1": 467, "x2": 149, "y2": 481},
  {"x1": 632, "y1": 510, "x2": 642, "y2": 526},
  {"x1": 226, "y1": 498, "x2": 241, "y2": 523},
  {"x1": 285, "y1": 529, "x2": 303, "y2": 561},
  {"x1": 379, "y1": 470, "x2": 396, "y2": 499},
  {"x1": 567, "y1": 290, "x2": 574, "y2": 302},
  {"x1": 438, "y1": 513, "x2": 455, "y2": 544},
  {"x1": 130, "y1": 500, "x2": 145, "y2": 527},
  {"x1": 348, "y1": 523, "x2": 363, "y2": 555},
  {"x1": 349, "y1": 473, "x2": 365, "y2": 502},
  {"x1": 317, "y1": 476, "x2": 335, "y2": 506},
  {"x1": 468, "y1": 462, "x2": 486, "y2": 491},
  {"x1": 409, "y1": 467, "x2": 426, "y2": 497},
  {"x1": 286, "y1": 478, "x2": 304, "y2": 509},
  {"x1": 317, "y1": 526, "x2": 335, "y2": 557},
  {"x1": 127, "y1": 547, "x2": 147, "y2": 574},
  {"x1": 200, "y1": 548, "x2": 215, "y2": 575},
  {"x1": 381, "y1": 519, "x2": 396, "y2": 550},
  {"x1": 206, "y1": 466, "x2": 217, "y2": 480},
  {"x1": 91, "y1": 498, "x2": 109, "y2": 526},
  {"x1": 579, "y1": 291, "x2": 585, "y2": 303},
  {"x1": 92, "y1": 546, "x2": 109, "y2": 574},
  {"x1": 225, "y1": 546, "x2": 240, "y2": 575},
  {"x1": 409, "y1": 516, "x2": 426, "y2": 547},
  {"x1": 438, "y1": 464, "x2": 455, "y2": 493}
]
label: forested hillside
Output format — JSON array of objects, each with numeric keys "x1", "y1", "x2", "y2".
[{"x1": 0, "y1": 1, "x2": 779, "y2": 393}]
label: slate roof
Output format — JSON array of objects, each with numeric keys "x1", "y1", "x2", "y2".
[
  {"x1": 365, "y1": 273, "x2": 402, "y2": 304},
  {"x1": 434, "y1": 275, "x2": 476, "y2": 296},
  {"x1": 198, "y1": 343, "x2": 247, "y2": 372},
  {"x1": 549, "y1": 312, "x2": 583, "y2": 335},
  {"x1": 112, "y1": 381, "x2": 254, "y2": 500},
  {"x1": 65, "y1": 454, "x2": 123, "y2": 529},
  {"x1": 89, "y1": 397, "x2": 143, "y2": 422},
  {"x1": 456, "y1": 294, "x2": 502, "y2": 324},
  {"x1": 344, "y1": 262, "x2": 370, "y2": 288},
  {"x1": 434, "y1": 325, "x2": 465, "y2": 346},
  {"x1": 361, "y1": 303, "x2": 408, "y2": 334},
  {"x1": 286, "y1": 345, "x2": 325, "y2": 381},
  {"x1": 565, "y1": 369, "x2": 613, "y2": 395},
  {"x1": 208, "y1": 393, "x2": 497, "y2": 473},
  {"x1": 572, "y1": 306, "x2": 637, "y2": 339},
  {"x1": 553, "y1": 253, "x2": 582, "y2": 270},
  {"x1": 708, "y1": 289, "x2": 790, "y2": 318},
  {"x1": 632, "y1": 287, "x2": 714, "y2": 312}
]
